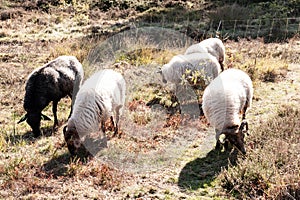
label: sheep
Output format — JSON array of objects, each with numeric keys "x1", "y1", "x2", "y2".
[
  {"x1": 185, "y1": 38, "x2": 226, "y2": 71},
  {"x1": 63, "y1": 69, "x2": 126, "y2": 156},
  {"x1": 202, "y1": 68, "x2": 253, "y2": 154},
  {"x1": 18, "y1": 56, "x2": 84, "y2": 137},
  {"x1": 159, "y1": 52, "x2": 221, "y2": 87}
]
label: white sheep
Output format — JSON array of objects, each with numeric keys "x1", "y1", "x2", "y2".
[
  {"x1": 185, "y1": 38, "x2": 225, "y2": 71},
  {"x1": 160, "y1": 52, "x2": 221, "y2": 88},
  {"x1": 63, "y1": 69, "x2": 126, "y2": 156},
  {"x1": 202, "y1": 68, "x2": 253, "y2": 154}
]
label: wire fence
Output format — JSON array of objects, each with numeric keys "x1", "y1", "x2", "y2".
[
  {"x1": 129, "y1": 16, "x2": 300, "y2": 42},
  {"x1": 212, "y1": 17, "x2": 300, "y2": 42}
]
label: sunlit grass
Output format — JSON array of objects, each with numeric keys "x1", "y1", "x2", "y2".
[
  {"x1": 218, "y1": 104, "x2": 300, "y2": 199},
  {"x1": 0, "y1": 1, "x2": 299, "y2": 198}
]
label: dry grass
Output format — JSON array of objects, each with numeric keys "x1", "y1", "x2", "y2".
[
  {"x1": 219, "y1": 104, "x2": 300, "y2": 199},
  {"x1": 225, "y1": 38, "x2": 292, "y2": 84},
  {"x1": 0, "y1": 1, "x2": 300, "y2": 199}
]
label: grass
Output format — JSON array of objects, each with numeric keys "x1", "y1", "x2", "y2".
[
  {"x1": 218, "y1": 104, "x2": 300, "y2": 199},
  {"x1": 0, "y1": 1, "x2": 300, "y2": 199}
]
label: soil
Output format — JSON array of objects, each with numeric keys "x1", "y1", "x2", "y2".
[{"x1": 0, "y1": 2, "x2": 300, "y2": 199}]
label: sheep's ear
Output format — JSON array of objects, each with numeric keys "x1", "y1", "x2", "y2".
[
  {"x1": 18, "y1": 114, "x2": 28, "y2": 124},
  {"x1": 63, "y1": 126, "x2": 68, "y2": 135},
  {"x1": 41, "y1": 114, "x2": 51, "y2": 121},
  {"x1": 239, "y1": 120, "x2": 248, "y2": 131}
]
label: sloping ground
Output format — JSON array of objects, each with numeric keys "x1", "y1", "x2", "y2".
[{"x1": 0, "y1": 2, "x2": 300, "y2": 199}]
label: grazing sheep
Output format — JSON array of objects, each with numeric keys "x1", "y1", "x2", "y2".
[
  {"x1": 159, "y1": 53, "x2": 221, "y2": 87},
  {"x1": 185, "y1": 38, "x2": 226, "y2": 71},
  {"x1": 202, "y1": 68, "x2": 253, "y2": 154},
  {"x1": 63, "y1": 69, "x2": 126, "y2": 156},
  {"x1": 18, "y1": 56, "x2": 84, "y2": 137}
]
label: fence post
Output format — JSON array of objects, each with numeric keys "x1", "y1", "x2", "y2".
[
  {"x1": 244, "y1": 19, "x2": 249, "y2": 38},
  {"x1": 210, "y1": 20, "x2": 214, "y2": 33},
  {"x1": 269, "y1": 18, "x2": 275, "y2": 41},
  {"x1": 257, "y1": 19, "x2": 261, "y2": 38},
  {"x1": 233, "y1": 20, "x2": 237, "y2": 39},
  {"x1": 285, "y1": 18, "x2": 289, "y2": 40}
]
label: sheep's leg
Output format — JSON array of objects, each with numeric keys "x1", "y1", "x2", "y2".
[
  {"x1": 242, "y1": 106, "x2": 248, "y2": 120},
  {"x1": 110, "y1": 116, "x2": 118, "y2": 136},
  {"x1": 113, "y1": 106, "x2": 122, "y2": 137},
  {"x1": 215, "y1": 129, "x2": 222, "y2": 151},
  {"x1": 224, "y1": 140, "x2": 231, "y2": 151},
  {"x1": 101, "y1": 119, "x2": 106, "y2": 133},
  {"x1": 52, "y1": 100, "x2": 59, "y2": 127},
  {"x1": 110, "y1": 116, "x2": 115, "y2": 127},
  {"x1": 216, "y1": 140, "x2": 222, "y2": 150},
  {"x1": 220, "y1": 61, "x2": 224, "y2": 71}
]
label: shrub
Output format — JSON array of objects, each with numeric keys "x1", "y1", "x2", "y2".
[{"x1": 219, "y1": 104, "x2": 300, "y2": 199}]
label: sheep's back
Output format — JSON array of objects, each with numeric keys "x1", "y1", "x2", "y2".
[
  {"x1": 219, "y1": 68, "x2": 253, "y2": 107},
  {"x1": 199, "y1": 38, "x2": 225, "y2": 61},
  {"x1": 71, "y1": 69, "x2": 126, "y2": 135},
  {"x1": 24, "y1": 68, "x2": 61, "y2": 111},
  {"x1": 24, "y1": 56, "x2": 83, "y2": 112},
  {"x1": 161, "y1": 53, "x2": 221, "y2": 84},
  {"x1": 184, "y1": 43, "x2": 208, "y2": 55},
  {"x1": 202, "y1": 69, "x2": 252, "y2": 131},
  {"x1": 81, "y1": 69, "x2": 125, "y2": 106}
]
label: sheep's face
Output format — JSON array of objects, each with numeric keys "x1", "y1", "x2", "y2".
[
  {"x1": 18, "y1": 111, "x2": 51, "y2": 137},
  {"x1": 158, "y1": 65, "x2": 168, "y2": 83},
  {"x1": 63, "y1": 124, "x2": 91, "y2": 158},
  {"x1": 26, "y1": 112, "x2": 42, "y2": 137},
  {"x1": 223, "y1": 125, "x2": 246, "y2": 154}
]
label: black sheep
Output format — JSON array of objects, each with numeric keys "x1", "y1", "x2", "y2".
[{"x1": 18, "y1": 56, "x2": 84, "y2": 137}]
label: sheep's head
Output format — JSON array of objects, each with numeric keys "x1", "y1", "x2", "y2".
[
  {"x1": 223, "y1": 121, "x2": 248, "y2": 154},
  {"x1": 157, "y1": 67, "x2": 167, "y2": 83},
  {"x1": 18, "y1": 111, "x2": 51, "y2": 137},
  {"x1": 63, "y1": 121, "x2": 91, "y2": 158}
]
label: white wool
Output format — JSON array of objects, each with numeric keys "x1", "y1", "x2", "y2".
[
  {"x1": 69, "y1": 69, "x2": 126, "y2": 137},
  {"x1": 161, "y1": 52, "x2": 221, "y2": 85},
  {"x1": 202, "y1": 68, "x2": 253, "y2": 139},
  {"x1": 185, "y1": 38, "x2": 225, "y2": 68}
]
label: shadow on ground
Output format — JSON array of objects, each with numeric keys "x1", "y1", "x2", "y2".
[
  {"x1": 178, "y1": 148, "x2": 238, "y2": 190},
  {"x1": 42, "y1": 152, "x2": 73, "y2": 178},
  {"x1": 6, "y1": 126, "x2": 57, "y2": 145}
]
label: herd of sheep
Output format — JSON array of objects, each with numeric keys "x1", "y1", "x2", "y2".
[{"x1": 18, "y1": 37, "x2": 253, "y2": 157}]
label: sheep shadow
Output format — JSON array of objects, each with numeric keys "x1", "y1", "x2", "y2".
[
  {"x1": 11, "y1": 125, "x2": 62, "y2": 144},
  {"x1": 5, "y1": 126, "x2": 54, "y2": 145},
  {"x1": 41, "y1": 152, "x2": 73, "y2": 178},
  {"x1": 178, "y1": 148, "x2": 238, "y2": 191}
]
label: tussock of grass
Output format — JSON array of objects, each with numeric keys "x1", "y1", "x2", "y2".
[
  {"x1": 116, "y1": 48, "x2": 176, "y2": 66},
  {"x1": 219, "y1": 104, "x2": 300, "y2": 199},
  {"x1": 49, "y1": 38, "x2": 96, "y2": 63},
  {"x1": 237, "y1": 59, "x2": 288, "y2": 83},
  {"x1": 226, "y1": 40, "x2": 290, "y2": 84}
]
